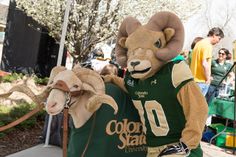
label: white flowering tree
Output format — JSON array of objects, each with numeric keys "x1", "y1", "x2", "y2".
[
  {"x1": 120, "y1": 0, "x2": 203, "y2": 23},
  {"x1": 16, "y1": 0, "x2": 120, "y2": 62},
  {"x1": 15, "y1": 0, "x2": 202, "y2": 63}
]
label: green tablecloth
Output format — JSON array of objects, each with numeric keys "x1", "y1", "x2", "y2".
[{"x1": 209, "y1": 98, "x2": 235, "y2": 120}]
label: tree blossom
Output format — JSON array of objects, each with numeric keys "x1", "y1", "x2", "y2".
[{"x1": 16, "y1": 0, "x2": 202, "y2": 63}]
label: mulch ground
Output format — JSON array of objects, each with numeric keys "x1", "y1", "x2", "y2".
[{"x1": 0, "y1": 121, "x2": 44, "y2": 157}]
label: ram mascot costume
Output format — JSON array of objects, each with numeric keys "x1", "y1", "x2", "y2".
[{"x1": 104, "y1": 11, "x2": 208, "y2": 157}]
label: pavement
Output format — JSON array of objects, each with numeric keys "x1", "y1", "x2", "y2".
[
  {"x1": 5, "y1": 142, "x2": 236, "y2": 157},
  {"x1": 201, "y1": 142, "x2": 236, "y2": 157},
  {"x1": 6, "y1": 144, "x2": 62, "y2": 157}
]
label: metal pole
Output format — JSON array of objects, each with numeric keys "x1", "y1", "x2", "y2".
[
  {"x1": 44, "y1": 0, "x2": 72, "y2": 147},
  {"x1": 57, "y1": 0, "x2": 72, "y2": 66},
  {"x1": 233, "y1": 62, "x2": 236, "y2": 154},
  {"x1": 44, "y1": 114, "x2": 52, "y2": 147}
]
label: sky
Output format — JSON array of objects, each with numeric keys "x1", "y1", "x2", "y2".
[{"x1": 0, "y1": 0, "x2": 9, "y2": 6}]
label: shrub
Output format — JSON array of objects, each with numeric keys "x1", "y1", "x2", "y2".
[
  {"x1": 0, "y1": 102, "x2": 46, "y2": 135},
  {"x1": 33, "y1": 76, "x2": 49, "y2": 85},
  {"x1": 2, "y1": 73, "x2": 23, "y2": 83}
]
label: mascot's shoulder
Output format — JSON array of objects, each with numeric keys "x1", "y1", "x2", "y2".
[{"x1": 171, "y1": 61, "x2": 193, "y2": 88}]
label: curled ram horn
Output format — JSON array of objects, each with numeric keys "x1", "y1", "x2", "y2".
[
  {"x1": 72, "y1": 65, "x2": 105, "y2": 94},
  {"x1": 73, "y1": 64, "x2": 118, "y2": 114},
  {"x1": 115, "y1": 17, "x2": 141, "y2": 68},
  {"x1": 81, "y1": 83, "x2": 97, "y2": 95},
  {"x1": 146, "y1": 11, "x2": 184, "y2": 61},
  {"x1": 85, "y1": 94, "x2": 118, "y2": 115}
]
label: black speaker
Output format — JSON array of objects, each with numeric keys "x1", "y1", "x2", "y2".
[
  {"x1": 35, "y1": 28, "x2": 66, "y2": 78},
  {"x1": 1, "y1": 0, "x2": 66, "y2": 77}
]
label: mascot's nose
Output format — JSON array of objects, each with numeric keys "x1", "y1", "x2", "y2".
[{"x1": 130, "y1": 61, "x2": 140, "y2": 67}]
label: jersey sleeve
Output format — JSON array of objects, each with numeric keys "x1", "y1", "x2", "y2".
[
  {"x1": 172, "y1": 61, "x2": 193, "y2": 91},
  {"x1": 172, "y1": 61, "x2": 208, "y2": 149},
  {"x1": 177, "y1": 81, "x2": 208, "y2": 149}
]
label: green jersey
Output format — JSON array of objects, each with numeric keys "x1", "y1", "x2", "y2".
[
  {"x1": 124, "y1": 61, "x2": 202, "y2": 156},
  {"x1": 211, "y1": 59, "x2": 232, "y2": 86},
  {"x1": 67, "y1": 83, "x2": 147, "y2": 157}
]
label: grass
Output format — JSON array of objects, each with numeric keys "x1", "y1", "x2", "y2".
[{"x1": 0, "y1": 101, "x2": 46, "y2": 138}]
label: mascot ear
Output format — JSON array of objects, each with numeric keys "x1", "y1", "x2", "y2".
[
  {"x1": 164, "y1": 28, "x2": 175, "y2": 42},
  {"x1": 118, "y1": 37, "x2": 127, "y2": 48}
]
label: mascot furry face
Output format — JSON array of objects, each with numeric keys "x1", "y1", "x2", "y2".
[{"x1": 116, "y1": 11, "x2": 184, "y2": 79}]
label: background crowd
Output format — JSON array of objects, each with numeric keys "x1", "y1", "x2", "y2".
[{"x1": 177, "y1": 27, "x2": 235, "y2": 129}]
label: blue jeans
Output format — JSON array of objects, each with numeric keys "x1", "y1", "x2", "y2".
[
  {"x1": 197, "y1": 82, "x2": 209, "y2": 96},
  {"x1": 205, "y1": 85, "x2": 219, "y2": 104}
]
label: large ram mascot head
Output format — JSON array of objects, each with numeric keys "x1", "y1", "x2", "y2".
[
  {"x1": 116, "y1": 11, "x2": 184, "y2": 79},
  {"x1": 45, "y1": 65, "x2": 118, "y2": 128}
]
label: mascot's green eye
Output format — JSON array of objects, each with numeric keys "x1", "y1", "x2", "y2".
[{"x1": 154, "y1": 39, "x2": 162, "y2": 48}]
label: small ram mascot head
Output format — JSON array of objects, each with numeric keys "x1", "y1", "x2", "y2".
[{"x1": 45, "y1": 65, "x2": 118, "y2": 128}]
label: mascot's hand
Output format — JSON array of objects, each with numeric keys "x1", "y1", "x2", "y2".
[
  {"x1": 158, "y1": 142, "x2": 190, "y2": 157},
  {"x1": 101, "y1": 75, "x2": 114, "y2": 83}
]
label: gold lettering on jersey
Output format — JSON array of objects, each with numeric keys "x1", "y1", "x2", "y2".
[
  {"x1": 125, "y1": 145, "x2": 147, "y2": 153},
  {"x1": 119, "y1": 132, "x2": 146, "y2": 149},
  {"x1": 106, "y1": 119, "x2": 146, "y2": 151},
  {"x1": 135, "y1": 91, "x2": 148, "y2": 98}
]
